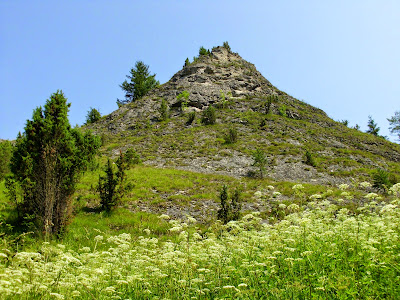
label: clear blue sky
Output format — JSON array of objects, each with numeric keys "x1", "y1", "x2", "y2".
[{"x1": 1, "y1": 0, "x2": 399, "y2": 141}]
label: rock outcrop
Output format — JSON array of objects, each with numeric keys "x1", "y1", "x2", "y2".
[{"x1": 87, "y1": 45, "x2": 400, "y2": 184}]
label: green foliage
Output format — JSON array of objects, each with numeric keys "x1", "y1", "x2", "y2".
[
  {"x1": 217, "y1": 185, "x2": 241, "y2": 224},
  {"x1": 366, "y1": 115, "x2": 380, "y2": 136},
  {"x1": 159, "y1": 99, "x2": 169, "y2": 121},
  {"x1": 201, "y1": 106, "x2": 216, "y2": 125},
  {"x1": 264, "y1": 94, "x2": 279, "y2": 114},
  {"x1": 217, "y1": 90, "x2": 232, "y2": 108},
  {"x1": 4, "y1": 174, "x2": 22, "y2": 216},
  {"x1": 199, "y1": 46, "x2": 209, "y2": 56},
  {"x1": 118, "y1": 61, "x2": 159, "y2": 105},
  {"x1": 85, "y1": 107, "x2": 101, "y2": 124},
  {"x1": 124, "y1": 148, "x2": 142, "y2": 166},
  {"x1": 252, "y1": 148, "x2": 268, "y2": 178},
  {"x1": 186, "y1": 111, "x2": 196, "y2": 125},
  {"x1": 0, "y1": 140, "x2": 12, "y2": 180},
  {"x1": 304, "y1": 150, "x2": 317, "y2": 167},
  {"x1": 372, "y1": 168, "x2": 391, "y2": 192},
  {"x1": 222, "y1": 41, "x2": 231, "y2": 52},
  {"x1": 387, "y1": 111, "x2": 400, "y2": 141},
  {"x1": 9, "y1": 91, "x2": 101, "y2": 236},
  {"x1": 278, "y1": 104, "x2": 287, "y2": 117},
  {"x1": 224, "y1": 126, "x2": 238, "y2": 144},
  {"x1": 340, "y1": 119, "x2": 349, "y2": 127},
  {"x1": 97, "y1": 152, "x2": 128, "y2": 212},
  {"x1": 184, "y1": 58, "x2": 190, "y2": 67},
  {"x1": 177, "y1": 91, "x2": 190, "y2": 112}
]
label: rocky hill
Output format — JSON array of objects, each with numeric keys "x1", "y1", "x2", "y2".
[{"x1": 87, "y1": 46, "x2": 400, "y2": 185}]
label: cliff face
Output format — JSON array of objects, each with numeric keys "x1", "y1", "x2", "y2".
[{"x1": 87, "y1": 46, "x2": 400, "y2": 184}]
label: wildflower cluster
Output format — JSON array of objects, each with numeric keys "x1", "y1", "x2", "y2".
[{"x1": 0, "y1": 187, "x2": 399, "y2": 299}]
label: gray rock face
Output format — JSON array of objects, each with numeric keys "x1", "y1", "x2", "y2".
[
  {"x1": 87, "y1": 46, "x2": 400, "y2": 184},
  {"x1": 92, "y1": 47, "x2": 279, "y2": 133}
]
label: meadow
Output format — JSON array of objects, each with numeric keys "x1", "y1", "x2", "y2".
[{"x1": 0, "y1": 179, "x2": 399, "y2": 299}]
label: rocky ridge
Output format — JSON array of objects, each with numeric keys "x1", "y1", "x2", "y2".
[{"x1": 88, "y1": 46, "x2": 400, "y2": 185}]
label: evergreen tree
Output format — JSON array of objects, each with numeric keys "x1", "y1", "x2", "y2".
[
  {"x1": 85, "y1": 107, "x2": 101, "y2": 124},
  {"x1": 10, "y1": 91, "x2": 101, "y2": 236},
  {"x1": 117, "y1": 61, "x2": 159, "y2": 105},
  {"x1": 199, "y1": 46, "x2": 208, "y2": 56},
  {"x1": 388, "y1": 111, "x2": 400, "y2": 141},
  {"x1": 217, "y1": 185, "x2": 242, "y2": 224},
  {"x1": 252, "y1": 148, "x2": 268, "y2": 178},
  {"x1": 366, "y1": 115, "x2": 380, "y2": 136},
  {"x1": 222, "y1": 41, "x2": 231, "y2": 52},
  {"x1": 184, "y1": 58, "x2": 190, "y2": 67},
  {"x1": 97, "y1": 152, "x2": 128, "y2": 212}
]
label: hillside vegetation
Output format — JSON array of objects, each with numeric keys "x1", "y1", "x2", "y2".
[{"x1": 1, "y1": 44, "x2": 400, "y2": 299}]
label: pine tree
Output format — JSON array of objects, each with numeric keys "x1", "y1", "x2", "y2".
[
  {"x1": 388, "y1": 111, "x2": 400, "y2": 141},
  {"x1": 97, "y1": 152, "x2": 128, "y2": 212},
  {"x1": 366, "y1": 115, "x2": 380, "y2": 136},
  {"x1": 252, "y1": 148, "x2": 268, "y2": 178},
  {"x1": 117, "y1": 61, "x2": 159, "y2": 105},
  {"x1": 85, "y1": 107, "x2": 101, "y2": 124},
  {"x1": 10, "y1": 90, "x2": 101, "y2": 236}
]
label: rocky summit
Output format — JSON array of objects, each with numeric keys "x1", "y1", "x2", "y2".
[{"x1": 88, "y1": 46, "x2": 400, "y2": 185}]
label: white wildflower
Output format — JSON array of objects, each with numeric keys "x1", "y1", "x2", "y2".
[
  {"x1": 254, "y1": 191, "x2": 263, "y2": 198},
  {"x1": 292, "y1": 184, "x2": 304, "y2": 190},
  {"x1": 94, "y1": 235, "x2": 104, "y2": 242},
  {"x1": 389, "y1": 183, "x2": 400, "y2": 197},
  {"x1": 338, "y1": 183, "x2": 349, "y2": 191},
  {"x1": 50, "y1": 293, "x2": 65, "y2": 300},
  {"x1": 359, "y1": 181, "x2": 372, "y2": 189},
  {"x1": 365, "y1": 193, "x2": 380, "y2": 200},
  {"x1": 104, "y1": 286, "x2": 116, "y2": 293},
  {"x1": 159, "y1": 214, "x2": 170, "y2": 220},
  {"x1": 71, "y1": 291, "x2": 81, "y2": 298}
]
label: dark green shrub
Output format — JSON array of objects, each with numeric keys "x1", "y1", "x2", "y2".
[
  {"x1": 184, "y1": 58, "x2": 190, "y2": 67},
  {"x1": 186, "y1": 111, "x2": 196, "y2": 125},
  {"x1": 222, "y1": 41, "x2": 231, "y2": 52},
  {"x1": 217, "y1": 185, "x2": 242, "y2": 224},
  {"x1": 201, "y1": 106, "x2": 216, "y2": 125},
  {"x1": 125, "y1": 148, "x2": 141, "y2": 166},
  {"x1": 304, "y1": 150, "x2": 316, "y2": 167},
  {"x1": 278, "y1": 105, "x2": 287, "y2": 117},
  {"x1": 97, "y1": 152, "x2": 128, "y2": 212},
  {"x1": 9, "y1": 90, "x2": 101, "y2": 235},
  {"x1": 252, "y1": 148, "x2": 268, "y2": 178},
  {"x1": 264, "y1": 94, "x2": 279, "y2": 114},
  {"x1": 224, "y1": 126, "x2": 238, "y2": 144},
  {"x1": 372, "y1": 168, "x2": 391, "y2": 192},
  {"x1": 159, "y1": 99, "x2": 169, "y2": 121},
  {"x1": 85, "y1": 107, "x2": 101, "y2": 124},
  {"x1": 199, "y1": 46, "x2": 208, "y2": 56}
]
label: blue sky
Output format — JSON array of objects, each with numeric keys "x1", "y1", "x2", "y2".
[{"x1": 1, "y1": 0, "x2": 399, "y2": 141}]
